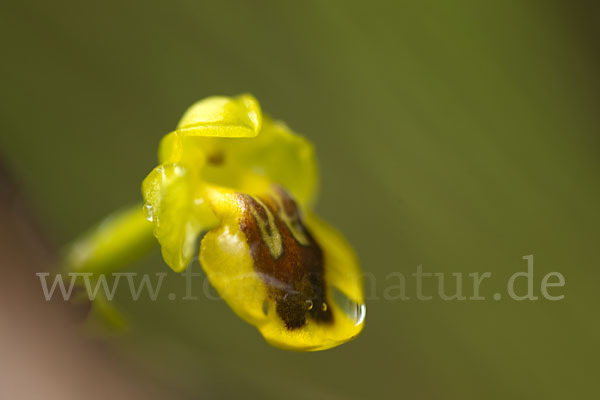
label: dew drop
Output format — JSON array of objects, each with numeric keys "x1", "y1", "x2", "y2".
[
  {"x1": 321, "y1": 302, "x2": 327, "y2": 312},
  {"x1": 143, "y1": 204, "x2": 154, "y2": 222},
  {"x1": 331, "y1": 287, "x2": 366, "y2": 326}
]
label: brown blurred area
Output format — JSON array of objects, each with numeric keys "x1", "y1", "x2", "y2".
[{"x1": 0, "y1": 162, "x2": 165, "y2": 400}]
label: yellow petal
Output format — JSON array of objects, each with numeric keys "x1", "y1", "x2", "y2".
[
  {"x1": 159, "y1": 94, "x2": 262, "y2": 164},
  {"x1": 177, "y1": 94, "x2": 262, "y2": 137},
  {"x1": 210, "y1": 116, "x2": 318, "y2": 209},
  {"x1": 142, "y1": 164, "x2": 218, "y2": 272},
  {"x1": 160, "y1": 115, "x2": 318, "y2": 209},
  {"x1": 200, "y1": 185, "x2": 365, "y2": 351}
]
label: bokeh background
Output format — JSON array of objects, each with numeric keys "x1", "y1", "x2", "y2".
[{"x1": 1, "y1": 1, "x2": 599, "y2": 399}]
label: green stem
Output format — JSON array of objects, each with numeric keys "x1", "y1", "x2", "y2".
[{"x1": 64, "y1": 203, "x2": 157, "y2": 275}]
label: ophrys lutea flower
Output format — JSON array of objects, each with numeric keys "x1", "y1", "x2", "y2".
[{"x1": 67, "y1": 94, "x2": 365, "y2": 351}]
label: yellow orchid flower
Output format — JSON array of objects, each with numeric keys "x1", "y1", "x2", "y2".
[{"x1": 66, "y1": 94, "x2": 365, "y2": 351}]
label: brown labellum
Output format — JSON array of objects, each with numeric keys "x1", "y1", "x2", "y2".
[{"x1": 238, "y1": 186, "x2": 333, "y2": 330}]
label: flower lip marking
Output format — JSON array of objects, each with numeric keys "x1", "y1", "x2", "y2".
[
  {"x1": 238, "y1": 186, "x2": 333, "y2": 330},
  {"x1": 247, "y1": 196, "x2": 282, "y2": 259}
]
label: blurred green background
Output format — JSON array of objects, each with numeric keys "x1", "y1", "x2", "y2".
[{"x1": 1, "y1": 0, "x2": 599, "y2": 398}]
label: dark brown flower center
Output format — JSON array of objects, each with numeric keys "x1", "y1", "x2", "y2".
[{"x1": 238, "y1": 186, "x2": 333, "y2": 330}]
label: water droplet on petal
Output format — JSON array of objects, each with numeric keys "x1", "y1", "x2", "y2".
[
  {"x1": 331, "y1": 286, "x2": 366, "y2": 326},
  {"x1": 143, "y1": 204, "x2": 154, "y2": 222}
]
